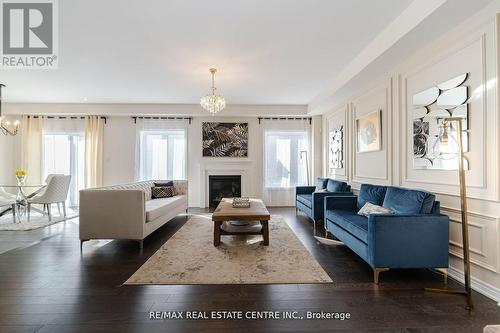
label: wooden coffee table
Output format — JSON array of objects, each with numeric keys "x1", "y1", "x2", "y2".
[{"x1": 212, "y1": 198, "x2": 271, "y2": 246}]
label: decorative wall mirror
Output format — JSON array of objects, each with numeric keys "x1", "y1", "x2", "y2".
[
  {"x1": 329, "y1": 126, "x2": 343, "y2": 172},
  {"x1": 412, "y1": 73, "x2": 469, "y2": 170}
]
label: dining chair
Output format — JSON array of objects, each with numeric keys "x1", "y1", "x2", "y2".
[
  {"x1": 0, "y1": 195, "x2": 18, "y2": 223},
  {"x1": 27, "y1": 175, "x2": 72, "y2": 222},
  {"x1": 0, "y1": 186, "x2": 16, "y2": 200}
]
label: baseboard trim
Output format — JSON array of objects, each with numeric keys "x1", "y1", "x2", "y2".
[{"x1": 448, "y1": 266, "x2": 500, "y2": 306}]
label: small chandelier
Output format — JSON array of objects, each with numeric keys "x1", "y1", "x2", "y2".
[
  {"x1": 200, "y1": 68, "x2": 226, "y2": 115},
  {"x1": 0, "y1": 84, "x2": 19, "y2": 136}
]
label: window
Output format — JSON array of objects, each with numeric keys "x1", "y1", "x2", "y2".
[
  {"x1": 43, "y1": 133, "x2": 85, "y2": 206},
  {"x1": 138, "y1": 130, "x2": 186, "y2": 181},
  {"x1": 264, "y1": 130, "x2": 308, "y2": 188}
]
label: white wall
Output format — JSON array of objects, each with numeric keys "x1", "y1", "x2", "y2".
[
  {"x1": 0, "y1": 134, "x2": 15, "y2": 184},
  {"x1": 321, "y1": 2, "x2": 500, "y2": 302}
]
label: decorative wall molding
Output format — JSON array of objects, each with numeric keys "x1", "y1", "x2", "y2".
[
  {"x1": 442, "y1": 205, "x2": 499, "y2": 274},
  {"x1": 351, "y1": 78, "x2": 392, "y2": 186},
  {"x1": 400, "y1": 25, "x2": 498, "y2": 202},
  {"x1": 448, "y1": 266, "x2": 500, "y2": 305}
]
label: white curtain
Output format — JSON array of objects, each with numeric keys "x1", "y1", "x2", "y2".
[
  {"x1": 85, "y1": 116, "x2": 104, "y2": 188},
  {"x1": 134, "y1": 119, "x2": 187, "y2": 181},
  {"x1": 42, "y1": 117, "x2": 85, "y2": 205},
  {"x1": 262, "y1": 119, "x2": 311, "y2": 206},
  {"x1": 21, "y1": 115, "x2": 44, "y2": 185}
]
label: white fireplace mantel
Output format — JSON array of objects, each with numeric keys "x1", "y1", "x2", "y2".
[{"x1": 198, "y1": 160, "x2": 253, "y2": 208}]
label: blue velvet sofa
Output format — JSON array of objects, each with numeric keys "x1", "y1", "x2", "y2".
[
  {"x1": 324, "y1": 184, "x2": 449, "y2": 283},
  {"x1": 296, "y1": 177, "x2": 352, "y2": 222}
]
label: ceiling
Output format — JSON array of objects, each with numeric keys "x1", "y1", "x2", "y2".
[{"x1": 1, "y1": 0, "x2": 414, "y2": 104}]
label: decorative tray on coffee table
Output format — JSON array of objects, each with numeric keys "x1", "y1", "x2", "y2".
[{"x1": 232, "y1": 197, "x2": 250, "y2": 208}]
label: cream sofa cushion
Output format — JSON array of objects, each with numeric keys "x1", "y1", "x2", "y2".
[{"x1": 145, "y1": 195, "x2": 187, "y2": 222}]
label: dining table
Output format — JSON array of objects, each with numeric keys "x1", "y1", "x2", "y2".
[{"x1": 0, "y1": 184, "x2": 46, "y2": 222}]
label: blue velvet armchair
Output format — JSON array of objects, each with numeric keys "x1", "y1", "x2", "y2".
[
  {"x1": 296, "y1": 177, "x2": 352, "y2": 222},
  {"x1": 324, "y1": 184, "x2": 449, "y2": 283}
]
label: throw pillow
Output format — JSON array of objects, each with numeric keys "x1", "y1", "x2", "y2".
[
  {"x1": 326, "y1": 179, "x2": 346, "y2": 192},
  {"x1": 151, "y1": 186, "x2": 175, "y2": 199},
  {"x1": 154, "y1": 181, "x2": 174, "y2": 187},
  {"x1": 315, "y1": 177, "x2": 328, "y2": 190},
  {"x1": 358, "y1": 202, "x2": 394, "y2": 217},
  {"x1": 315, "y1": 188, "x2": 328, "y2": 192}
]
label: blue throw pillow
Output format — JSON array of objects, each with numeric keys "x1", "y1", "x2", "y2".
[
  {"x1": 357, "y1": 184, "x2": 387, "y2": 209},
  {"x1": 316, "y1": 177, "x2": 328, "y2": 190},
  {"x1": 421, "y1": 195, "x2": 437, "y2": 214},
  {"x1": 326, "y1": 179, "x2": 346, "y2": 192},
  {"x1": 382, "y1": 187, "x2": 435, "y2": 214}
]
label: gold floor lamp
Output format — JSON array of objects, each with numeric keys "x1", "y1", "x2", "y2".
[{"x1": 425, "y1": 117, "x2": 473, "y2": 312}]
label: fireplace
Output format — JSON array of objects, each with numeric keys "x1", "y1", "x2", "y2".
[{"x1": 208, "y1": 175, "x2": 241, "y2": 209}]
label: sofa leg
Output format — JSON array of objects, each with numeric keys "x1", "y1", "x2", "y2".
[
  {"x1": 80, "y1": 239, "x2": 88, "y2": 253},
  {"x1": 373, "y1": 268, "x2": 389, "y2": 284},
  {"x1": 138, "y1": 240, "x2": 144, "y2": 250},
  {"x1": 439, "y1": 268, "x2": 448, "y2": 284}
]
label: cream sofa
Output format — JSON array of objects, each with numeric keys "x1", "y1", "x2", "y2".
[{"x1": 79, "y1": 180, "x2": 188, "y2": 250}]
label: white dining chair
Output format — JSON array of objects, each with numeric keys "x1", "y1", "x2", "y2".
[
  {"x1": 0, "y1": 186, "x2": 16, "y2": 200},
  {"x1": 27, "y1": 175, "x2": 71, "y2": 222},
  {"x1": 0, "y1": 196, "x2": 18, "y2": 223}
]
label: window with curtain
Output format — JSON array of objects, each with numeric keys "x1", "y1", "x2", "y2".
[
  {"x1": 42, "y1": 132, "x2": 85, "y2": 206},
  {"x1": 264, "y1": 130, "x2": 308, "y2": 188},
  {"x1": 138, "y1": 129, "x2": 186, "y2": 181}
]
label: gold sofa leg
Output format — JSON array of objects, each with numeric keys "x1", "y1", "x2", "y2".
[
  {"x1": 373, "y1": 268, "x2": 389, "y2": 284},
  {"x1": 438, "y1": 268, "x2": 448, "y2": 284}
]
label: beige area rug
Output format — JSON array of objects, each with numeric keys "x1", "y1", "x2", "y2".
[
  {"x1": 125, "y1": 214, "x2": 332, "y2": 285},
  {"x1": 0, "y1": 208, "x2": 78, "y2": 231}
]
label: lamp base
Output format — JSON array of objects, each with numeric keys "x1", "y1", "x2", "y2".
[
  {"x1": 314, "y1": 235, "x2": 344, "y2": 245},
  {"x1": 425, "y1": 287, "x2": 474, "y2": 312}
]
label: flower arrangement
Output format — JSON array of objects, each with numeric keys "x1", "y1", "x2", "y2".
[
  {"x1": 15, "y1": 170, "x2": 27, "y2": 185},
  {"x1": 15, "y1": 170, "x2": 27, "y2": 177}
]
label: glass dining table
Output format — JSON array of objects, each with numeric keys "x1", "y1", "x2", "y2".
[{"x1": 0, "y1": 184, "x2": 47, "y2": 222}]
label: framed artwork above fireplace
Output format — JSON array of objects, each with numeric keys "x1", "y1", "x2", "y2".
[{"x1": 202, "y1": 122, "x2": 248, "y2": 157}]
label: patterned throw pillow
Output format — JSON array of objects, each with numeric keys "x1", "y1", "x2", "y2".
[
  {"x1": 358, "y1": 202, "x2": 394, "y2": 217},
  {"x1": 315, "y1": 188, "x2": 328, "y2": 193},
  {"x1": 151, "y1": 186, "x2": 176, "y2": 199}
]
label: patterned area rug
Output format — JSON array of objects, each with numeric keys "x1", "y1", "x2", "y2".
[
  {"x1": 125, "y1": 214, "x2": 332, "y2": 285},
  {"x1": 0, "y1": 208, "x2": 78, "y2": 231}
]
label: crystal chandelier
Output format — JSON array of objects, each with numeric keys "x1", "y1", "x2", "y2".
[
  {"x1": 0, "y1": 84, "x2": 19, "y2": 136},
  {"x1": 200, "y1": 68, "x2": 226, "y2": 114}
]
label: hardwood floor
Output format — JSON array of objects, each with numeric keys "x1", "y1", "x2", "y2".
[{"x1": 0, "y1": 207, "x2": 499, "y2": 332}]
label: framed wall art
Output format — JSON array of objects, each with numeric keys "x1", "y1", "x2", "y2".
[
  {"x1": 202, "y1": 122, "x2": 248, "y2": 157},
  {"x1": 356, "y1": 110, "x2": 381, "y2": 153}
]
